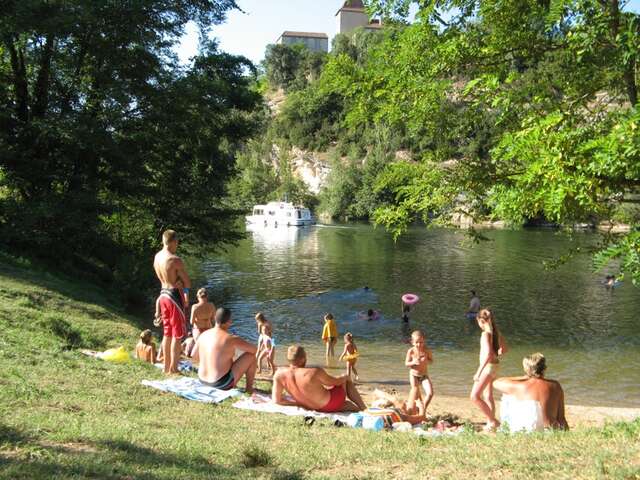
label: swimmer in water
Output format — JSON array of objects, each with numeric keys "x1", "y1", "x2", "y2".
[{"x1": 401, "y1": 302, "x2": 411, "y2": 322}]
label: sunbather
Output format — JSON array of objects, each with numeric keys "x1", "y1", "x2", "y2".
[
  {"x1": 135, "y1": 329, "x2": 157, "y2": 364},
  {"x1": 272, "y1": 345, "x2": 366, "y2": 412},
  {"x1": 494, "y1": 353, "x2": 568, "y2": 431},
  {"x1": 192, "y1": 308, "x2": 257, "y2": 392}
]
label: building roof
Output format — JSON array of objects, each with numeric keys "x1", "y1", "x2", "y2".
[
  {"x1": 342, "y1": 0, "x2": 365, "y2": 8},
  {"x1": 336, "y1": 0, "x2": 366, "y2": 15},
  {"x1": 279, "y1": 31, "x2": 329, "y2": 39}
]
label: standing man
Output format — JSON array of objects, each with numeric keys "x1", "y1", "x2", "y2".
[
  {"x1": 154, "y1": 229, "x2": 191, "y2": 374},
  {"x1": 466, "y1": 290, "x2": 481, "y2": 319}
]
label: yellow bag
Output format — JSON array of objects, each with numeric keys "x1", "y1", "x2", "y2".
[{"x1": 99, "y1": 346, "x2": 131, "y2": 363}]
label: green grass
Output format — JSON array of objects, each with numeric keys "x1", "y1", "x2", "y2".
[{"x1": 0, "y1": 253, "x2": 639, "y2": 479}]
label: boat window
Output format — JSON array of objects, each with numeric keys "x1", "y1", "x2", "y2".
[
  {"x1": 297, "y1": 211, "x2": 301, "y2": 219},
  {"x1": 269, "y1": 211, "x2": 275, "y2": 216}
]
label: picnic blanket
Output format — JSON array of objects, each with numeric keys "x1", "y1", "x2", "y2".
[
  {"x1": 232, "y1": 393, "x2": 351, "y2": 422},
  {"x1": 141, "y1": 377, "x2": 242, "y2": 404}
]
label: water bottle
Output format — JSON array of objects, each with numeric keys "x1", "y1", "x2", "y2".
[
  {"x1": 362, "y1": 415, "x2": 385, "y2": 432},
  {"x1": 347, "y1": 412, "x2": 364, "y2": 428}
]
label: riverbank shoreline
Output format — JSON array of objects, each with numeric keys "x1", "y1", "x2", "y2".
[
  {"x1": 254, "y1": 374, "x2": 640, "y2": 428},
  {"x1": 2, "y1": 253, "x2": 639, "y2": 478}
]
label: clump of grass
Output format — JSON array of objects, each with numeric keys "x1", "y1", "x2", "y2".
[
  {"x1": 241, "y1": 445, "x2": 273, "y2": 468},
  {"x1": 39, "y1": 313, "x2": 84, "y2": 349}
]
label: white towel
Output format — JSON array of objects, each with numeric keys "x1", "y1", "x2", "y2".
[
  {"x1": 500, "y1": 395, "x2": 545, "y2": 433},
  {"x1": 232, "y1": 393, "x2": 350, "y2": 422}
]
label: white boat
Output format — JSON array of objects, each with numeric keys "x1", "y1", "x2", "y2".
[{"x1": 245, "y1": 201, "x2": 314, "y2": 227}]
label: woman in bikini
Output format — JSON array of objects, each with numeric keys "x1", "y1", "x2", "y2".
[{"x1": 470, "y1": 308, "x2": 508, "y2": 431}]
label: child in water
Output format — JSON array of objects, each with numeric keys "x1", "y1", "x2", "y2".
[
  {"x1": 135, "y1": 329, "x2": 157, "y2": 364},
  {"x1": 339, "y1": 332, "x2": 359, "y2": 380},
  {"x1": 256, "y1": 323, "x2": 276, "y2": 375},
  {"x1": 401, "y1": 302, "x2": 411, "y2": 322},
  {"x1": 405, "y1": 330, "x2": 433, "y2": 413},
  {"x1": 470, "y1": 308, "x2": 508, "y2": 431},
  {"x1": 322, "y1": 313, "x2": 338, "y2": 365}
]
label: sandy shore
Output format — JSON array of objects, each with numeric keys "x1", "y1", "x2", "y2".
[
  {"x1": 254, "y1": 372, "x2": 639, "y2": 428},
  {"x1": 356, "y1": 385, "x2": 640, "y2": 428}
]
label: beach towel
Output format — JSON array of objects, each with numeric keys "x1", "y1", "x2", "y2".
[
  {"x1": 232, "y1": 393, "x2": 351, "y2": 422},
  {"x1": 141, "y1": 377, "x2": 242, "y2": 404},
  {"x1": 500, "y1": 395, "x2": 545, "y2": 433}
]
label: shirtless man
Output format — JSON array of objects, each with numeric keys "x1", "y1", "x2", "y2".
[
  {"x1": 466, "y1": 290, "x2": 481, "y2": 318},
  {"x1": 494, "y1": 353, "x2": 569, "y2": 430},
  {"x1": 190, "y1": 288, "x2": 215, "y2": 340},
  {"x1": 272, "y1": 345, "x2": 366, "y2": 412},
  {"x1": 153, "y1": 230, "x2": 191, "y2": 374},
  {"x1": 192, "y1": 308, "x2": 256, "y2": 392}
]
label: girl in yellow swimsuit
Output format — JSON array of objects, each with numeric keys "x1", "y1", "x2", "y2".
[
  {"x1": 322, "y1": 313, "x2": 338, "y2": 365},
  {"x1": 339, "y1": 332, "x2": 359, "y2": 380}
]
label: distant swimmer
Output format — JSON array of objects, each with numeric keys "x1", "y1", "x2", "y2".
[
  {"x1": 466, "y1": 290, "x2": 481, "y2": 318},
  {"x1": 604, "y1": 275, "x2": 619, "y2": 288}
]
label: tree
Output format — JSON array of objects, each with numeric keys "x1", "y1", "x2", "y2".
[
  {"x1": 0, "y1": 1, "x2": 261, "y2": 302},
  {"x1": 356, "y1": 0, "x2": 640, "y2": 283}
]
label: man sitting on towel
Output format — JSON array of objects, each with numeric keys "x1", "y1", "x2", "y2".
[
  {"x1": 272, "y1": 345, "x2": 366, "y2": 412},
  {"x1": 494, "y1": 353, "x2": 569, "y2": 430},
  {"x1": 192, "y1": 308, "x2": 257, "y2": 393}
]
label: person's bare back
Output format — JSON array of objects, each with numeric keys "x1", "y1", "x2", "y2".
[
  {"x1": 192, "y1": 308, "x2": 257, "y2": 391},
  {"x1": 192, "y1": 301, "x2": 215, "y2": 330},
  {"x1": 497, "y1": 376, "x2": 567, "y2": 429},
  {"x1": 196, "y1": 327, "x2": 237, "y2": 382},
  {"x1": 272, "y1": 346, "x2": 366, "y2": 412},
  {"x1": 274, "y1": 367, "x2": 334, "y2": 410},
  {"x1": 154, "y1": 249, "x2": 185, "y2": 289},
  {"x1": 494, "y1": 353, "x2": 568, "y2": 430}
]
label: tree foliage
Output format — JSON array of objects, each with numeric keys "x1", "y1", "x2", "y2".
[{"x1": 0, "y1": 0, "x2": 261, "y2": 303}]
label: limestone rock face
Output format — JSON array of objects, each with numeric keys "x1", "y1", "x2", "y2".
[{"x1": 270, "y1": 145, "x2": 331, "y2": 195}]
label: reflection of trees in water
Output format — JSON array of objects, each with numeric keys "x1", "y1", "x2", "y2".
[{"x1": 206, "y1": 226, "x2": 640, "y2": 350}]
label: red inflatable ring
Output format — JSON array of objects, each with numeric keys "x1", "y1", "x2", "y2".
[{"x1": 402, "y1": 293, "x2": 420, "y2": 305}]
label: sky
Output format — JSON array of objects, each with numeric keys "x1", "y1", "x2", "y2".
[{"x1": 177, "y1": 0, "x2": 640, "y2": 66}]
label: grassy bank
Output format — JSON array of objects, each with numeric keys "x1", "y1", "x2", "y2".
[{"x1": 0, "y1": 254, "x2": 639, "y2": 479}]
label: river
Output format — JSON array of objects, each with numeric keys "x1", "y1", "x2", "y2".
[{"x1": 199, "y1": 223, "x2": 640, "y2": 407}]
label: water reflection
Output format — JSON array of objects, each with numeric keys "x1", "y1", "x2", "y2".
[{"x1": 201, "y1": 224, "x2": 640, "y2": 407}]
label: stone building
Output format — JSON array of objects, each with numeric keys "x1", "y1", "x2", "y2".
[
  {"x1": 335, "y1": 0, "x2": 383, "y2": 35},
  {"x1": 276, "y1": 31, "x2": 329, "y2": 53}
]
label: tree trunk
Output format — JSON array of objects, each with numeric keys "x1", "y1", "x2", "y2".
[
  {"x1": 33, "y1": 35, "x2": 56, "y2": 118},
  {"x1": 4, "y1": 36, "x2": 29, "y2": 122}
]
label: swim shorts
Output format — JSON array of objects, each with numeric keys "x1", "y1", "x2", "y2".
[
  {"x1": 318, "y1": 385, "x2": 347, "y2": 413},
  {"x1": 200, "y1": 370, "x2": 235, "y2": 390},
  {"x1": 159, "y1": 288, "x2": 186, "y2": 339}
]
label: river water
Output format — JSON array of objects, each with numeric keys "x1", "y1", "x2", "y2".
[{"x1": 200, "y1": 224, "x2": 640, "y2": 407}]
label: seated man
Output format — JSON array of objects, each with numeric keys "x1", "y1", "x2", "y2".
[
  {"x1": 273, "y1": 345, "x2": 366, "y2": 412},
  {"x1": 494, "y1": 353, "x2": 569, "y2": 431},
  {"x1": 192, "y1": 308, "x2": 256, "y2": 392}
]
